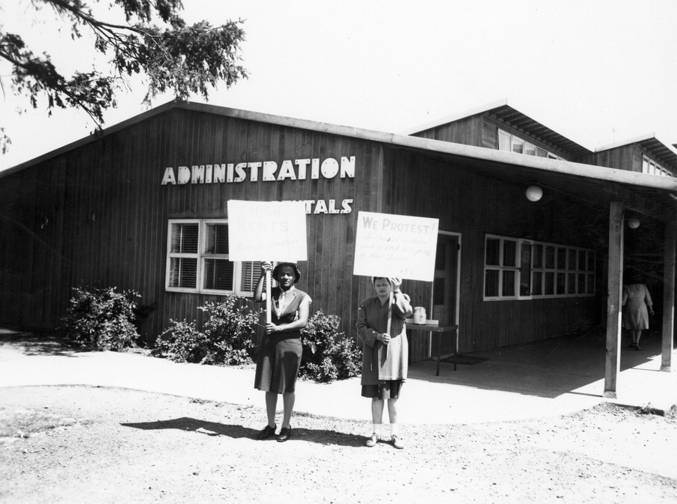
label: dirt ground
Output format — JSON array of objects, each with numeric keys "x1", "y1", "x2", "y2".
[{"x1": 1, "y1": 386, "x2": 676, "y2": 504}]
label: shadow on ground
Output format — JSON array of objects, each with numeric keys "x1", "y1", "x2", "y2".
[
  {"x1": 409, "y1": 328, "x2": 670, "y2": 399},
  {"x1": 121, "y1": 418, "x2": 365, "y2": 447},
  {"x1": 0, "y1": 331, "x2": 82, "y2": 357}
]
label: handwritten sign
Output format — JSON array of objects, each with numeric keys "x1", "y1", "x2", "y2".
[
  {"x1": 353, "y1": 211, "x2": 439, "y2": 282},
  {"x1": 227, "y1": 200, "x2": 308, "y2": 261}
]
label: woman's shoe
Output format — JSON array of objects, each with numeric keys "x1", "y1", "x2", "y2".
[
  {"x1": 365, "y1": 434, "x2": 378, "y2": 447},
  {"x1": 276, "y1": 426, "x2": 292, "y2": 442},
  {"x1": 256, "y1": 424, "x2": 276, "y2": 440},
  {"x1": 391, "y1": 435, "x2": 404, "y2": 450}
]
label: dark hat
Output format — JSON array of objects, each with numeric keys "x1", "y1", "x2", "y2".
[{"x1": 272, "y1": 262, "x2": 301, "y2": 283}]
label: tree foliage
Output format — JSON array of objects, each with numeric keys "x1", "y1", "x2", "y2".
[{"x1": 0, "y1": 0, "x2": 247, "y2": 138}]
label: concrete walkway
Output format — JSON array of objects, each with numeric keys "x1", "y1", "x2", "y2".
[{"x1": 1, "y1": 329, "x2": 675, "y2": 424}]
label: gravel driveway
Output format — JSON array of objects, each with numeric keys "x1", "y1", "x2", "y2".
[{"x1": 1, "y1": 385, "x2": 676, "y2": 503}]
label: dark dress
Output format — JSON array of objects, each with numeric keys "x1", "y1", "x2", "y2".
[{"x1": 254, "y1": 287, "x2": 310, "y2": 394}]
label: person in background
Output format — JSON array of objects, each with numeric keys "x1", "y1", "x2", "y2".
[
  {"x1": 622, "y1": 274, "x2": 654, "y2": 351},
  {"x1": 253, "y1": 261, "x2": 311, "y2": 442},
  {"x1": 357, "y1": 277, "x2": 412, "y2": 449}
]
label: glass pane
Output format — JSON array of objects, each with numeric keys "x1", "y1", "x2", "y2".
[
  {"x1": 544, "y1": 272, "x2": 555, "y2": 295},
  {"x1": 169, "y1": 257, "x2": 197, "y2": 288},
  {"x1": 205, "y1": 223, "x2": 228, "y2": 254},
  {"x1": 557, "y1": 248, "x2": 566, "y2": 270},
  {"x1": 502, "y1": 270, "x2": 515, "y2": 297},
  {"x1": 533, "y1": 244, "x2": 543, "y2": 268},
  {"x1": 511, "y1": 136, "x2": 524, "y2": 154},
  {"x1": 239, "y1": 261, "x2": 262, "y2": 293},
  {"x1": 433, "y1": 277, "x2": 445, "y2": 305},
  {"x1": 203, "y1": 258, "x2": 233, "y2": 290},
  {"x1": 556, "y1": 273, "x2": 566, "y2": 295},
  {"x1": 435, "y1": 242, "x2": 446, "y2": 270},
  {"x1": 485, "y1": 270, "x2": 499, "y2": 297},
  {"x1": 587, "y1": 274, "x2": 595, "y2": 294},
  {"x1": 567, "y1": 249, "x2": 577, "y2": 270},
  {"x1": 535, "y1": 147, "x2": 547, "y2": 157},
  {"x1": 587, "y1": 251, "x2": 595, "y2": 271},
  {"x1": 532, "y1": 271, "x2": 543, "y2": 295},
  {"x1": 486, "y1": 238, "x2": 500, "y2": 266},
  {"x1": 524, "y1": 142, "x2": 536, "y2": 156},
  {"x1": 520, "y1": 243, "x2": 532, "y2": 296},
  {"x1": 170, "y1": 223, "x2": 198, "y2": 253},
  {"x1": 578, "y1": 273, "x2": 586, "y2": 294},
  {"x1": 578, "y1": 250, "x2": 586, "y2": 272},
  {"x1": 545, "y1": 246, "x2": 555, "y2": 268},
  {"x1": 567, "y1": 273, "x2": 576, "y2": 294},
  {"x1": 503, "y1": 240, "x2": 517, "y2": 267},
  {"x1": 498, "y1": 130, "x2": 511, "y2": 151}
]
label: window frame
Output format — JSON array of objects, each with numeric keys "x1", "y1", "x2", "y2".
[
  {"x1": 165, "y1": 218, "x2": 259, "y2": 296},
  {"x1": 483, "y1": 234, "x2": 596, "y2": 301},
  {"x1": 497, "y1": 128, "x2": 562, "y2": 160},
  {"x1": 642, "y1": 155, "x2": 672, "y2": 177}
]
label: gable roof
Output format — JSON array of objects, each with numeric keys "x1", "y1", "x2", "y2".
[
  {"x1": 408, "y1": 101, "x2": 592, "y2": 159},
  {"x1": 1, "y1": 100, "x2": 675, "y2": 199},
  {"x1": 596, "y1": 134, "x2": 677, "y2": 174}
]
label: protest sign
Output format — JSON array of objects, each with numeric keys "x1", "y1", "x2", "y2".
[
  {"x1": 227, "y1": 200, "x2": 308, "y2": 261},
  {"x1": 353, "y1": 211, "x2": 439, "y2": 282}
]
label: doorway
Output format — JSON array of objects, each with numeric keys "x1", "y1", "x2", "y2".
[{"x1": 430, "y1": 231, "x2": 461, "y2": 357}]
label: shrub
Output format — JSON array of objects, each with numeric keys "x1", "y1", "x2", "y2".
[
  {"x1": 300, "y1": 311, "x2": 362, "y2": 382},
  {"x1": 154, "y1": 296, "x2": 262, "y2": 365},
  {"x1": 60, "y1": 286, "x2": 141, "y2": 350}
]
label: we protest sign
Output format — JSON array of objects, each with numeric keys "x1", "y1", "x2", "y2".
[
  {"x1": 227, "y1": 200, "x2": 308, "y2": 261},
  {"x1": 353, "y1": 211, "x2": 439, "y2": 282}
]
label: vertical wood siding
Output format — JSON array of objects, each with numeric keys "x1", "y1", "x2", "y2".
[
  {"x1": 0, "y1": 108, "x2": 615, "y2": 362},
  {"x1": 0, "y1": 109, "x2": 384, "y2": 344},
  {"x1": 380, "y1": 146, "x2": 605, "y2": 357}
]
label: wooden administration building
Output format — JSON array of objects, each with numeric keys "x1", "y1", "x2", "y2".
[{"x1": 1, "y1": 101, "x2": 675, "y2": 391}]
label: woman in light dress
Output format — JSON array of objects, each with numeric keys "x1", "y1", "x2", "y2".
[{"x1": 622, "y1": 275, "x2": 654, "y2": 350}]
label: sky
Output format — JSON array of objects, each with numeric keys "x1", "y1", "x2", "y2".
[{"x1": 1, "y1": 0, "x2": 677, "y2": 171}]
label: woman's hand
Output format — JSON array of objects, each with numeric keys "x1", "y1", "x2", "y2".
[
  {"x1": 261, "y1": 261, "x2": 273, "y2": 273},
  {"x1": 265, "y1": 323, "x2": 279, "y2": 335},
  {"x1": 377, "y1": 333, "x2": 391, "y2": 345},
  {"x1": 649, "y1": 307, "x2": 655, "y2": 316},
  {"x1": 390, "y1": 277, "x2": 402, "y2": 292}
]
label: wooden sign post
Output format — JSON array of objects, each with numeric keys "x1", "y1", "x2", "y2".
[{"x1": 227, "y1": 200, "x2": 308, "y2": 323}]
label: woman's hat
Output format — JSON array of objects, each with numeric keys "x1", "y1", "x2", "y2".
[{"x1": 272, "y1": 262, "x2": 301, "y2": 283}]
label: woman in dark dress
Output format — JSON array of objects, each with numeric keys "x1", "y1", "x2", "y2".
[{"x1": 253, "y1": 261, "x2": 311, "y2": 442}]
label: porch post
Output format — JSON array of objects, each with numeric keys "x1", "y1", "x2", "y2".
[
  {"x1": 604, "y1": 201, "x2": 624, "y2": 398},
  {"x1": 661, "y1": 219, "x2": 676, "y2": 372}
]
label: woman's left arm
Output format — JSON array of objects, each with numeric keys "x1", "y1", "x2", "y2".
[
  {"x1": 644, "y1": 285, "x2": 654, "y2": 314},
  {"x1": 391, "y1": 290, "x2": 413, "y2": 319}
]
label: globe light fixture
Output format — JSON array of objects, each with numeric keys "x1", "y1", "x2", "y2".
[
  {"x1": 627, "y1": 217, "x2": 640, "y2": 229},
  {"x1": 525, "y1": 185, "x2": 543, "y2": 202}
]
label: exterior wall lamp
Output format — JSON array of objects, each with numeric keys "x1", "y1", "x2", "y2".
[
  {"x1": 627, "y1": 217, "x2": 640, "y2": 229},
  {"x1": 525, "y1": 185, "x2": 543, "y2": 202}
]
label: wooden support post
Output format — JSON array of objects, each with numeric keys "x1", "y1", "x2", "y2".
[
  {"x1": 661, "y1": 220, "x2": 676, "y2": 372},
  {"x1": 265, "y1": 268, "x2": 272, "y2": 324},
  {"x1": 604, "y1": 201, "x2": 624, "y2": 398}
]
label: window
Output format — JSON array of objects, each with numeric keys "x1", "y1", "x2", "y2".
[
  {"x1": 642, "y1": 156, "x2": 672, "y2": 177},
  {"x1": 497, "y1": 128, "x2": 562, "y2": 160},
  {"x1": 483, "y1": 237, "x2": 519, "y2": 298},
  {"x1": 484, "y1": 234, "x2": 595, "y2": 300},
  {"x1": 166, "y1": 219, "x2": 262, "y2": 295}
]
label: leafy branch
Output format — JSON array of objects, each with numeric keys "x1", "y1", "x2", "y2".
[{"x1": 0, "y1": 0, "x2": 247, "y2": 142}]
